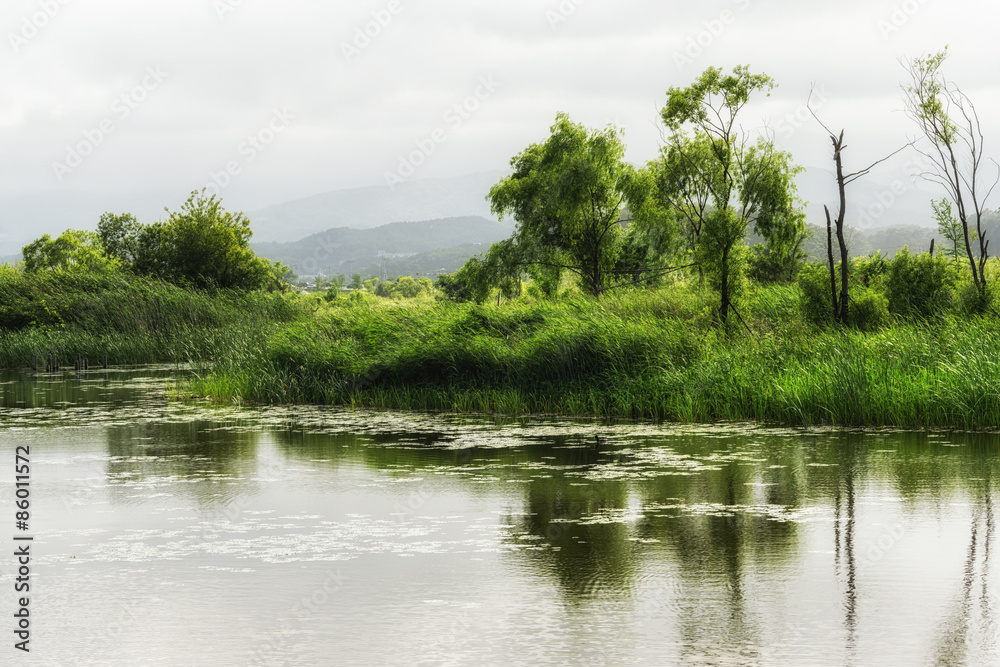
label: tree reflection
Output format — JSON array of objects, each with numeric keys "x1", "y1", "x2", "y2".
[{"x1": 103, "y1": 420, "x2": 259, "y2": 509}]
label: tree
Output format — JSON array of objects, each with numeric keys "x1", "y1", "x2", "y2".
[
  {"x1": 902, "y1": 47, "x2": 998, "y2": 301},
  {"x1": 96, "y1": 212, "x2": 142, "y2": 266},
  {"x1": 660, "y1": 65, "x2": 802, "y2": 328},
  {"x1": 22, "y1": 229, "x2": 120, "y2": 274},
  {"x1": 162, "y1": 190, "x2": 269, "y2": 289},
  {"x1": 808, "y1": 89, "x2": 910, "y2": 324},
  {"x1": 488, "y1": 113, "x2": 635, "y2": 298},
  {"x1": 932, "y1": 197, "x2": 968, "y2": 263}
]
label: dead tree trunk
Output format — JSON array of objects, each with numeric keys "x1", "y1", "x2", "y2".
[{"x1": 809, "y1": 89, "x2": 910, "y2": 325}]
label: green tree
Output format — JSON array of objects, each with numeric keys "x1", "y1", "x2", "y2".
[
  {"x1": 660, "y1": 65, "x2": 803, "y2": 327},
  {"x1": 903, "y1": 47, "x2": 995, "y2": 301},
  {"x1": 488, "y1": 113, "x2": 637, "y2": 298},
  {"x1": 96, "y1": 212, "x2": 142, "y2": 265},
  {"x1": 931, "y1": 197, "x2": 968, "y2": 263},
  {"x1": 748, "y1": 208, "x2": 808, "y2": 283},
  {"x1": 22, "y1": 230, "x2": 120, "y2": 274},
  {"x1": 162, "y1": 190, "x2": 269, "y2": 289}
]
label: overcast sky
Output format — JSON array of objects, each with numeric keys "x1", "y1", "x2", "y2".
[{"x1": 3, "y1": 0, "x2": 999, "y2": 237}]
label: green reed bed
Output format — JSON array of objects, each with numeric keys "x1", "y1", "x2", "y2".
[
  {"x1": 0, "y1": 268, "x2": 305, "y2": 368},
  {"x1": 187, "y1": 286, "x2": 1000, "y2": 428}
]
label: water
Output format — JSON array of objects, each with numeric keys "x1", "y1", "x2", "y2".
[{"x1": 0, "y1": 367, "x2": 997, "y2": 666}]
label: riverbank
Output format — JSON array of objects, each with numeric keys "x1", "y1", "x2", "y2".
[
  {"x1": 0, "y1": 269, "x2": 302, "y2": 368},
  {"x1": 186, "y1": 284, "x2": 1000, "y2": 429},
  {"x1": 4, "y1": 268, "x2": 999, "y2": 428}
]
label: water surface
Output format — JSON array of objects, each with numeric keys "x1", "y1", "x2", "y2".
[{"x1": 0, "y1": 367, "x2": 997, "y2": 665}]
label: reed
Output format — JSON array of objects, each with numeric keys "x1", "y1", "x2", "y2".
[{"x1": 185, "y1": 285, "x2": 1000, "y2": 428}]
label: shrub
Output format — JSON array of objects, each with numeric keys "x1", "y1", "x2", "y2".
[
  {"x1": 797, "y1": 262, "x2": 834, "y2": 324},
  {"x1": 846, "y1": 285, "x2": 889, "y2": 331},
  {"x1": 884, "y1": 247, "x2": 956, "y2": 317}
]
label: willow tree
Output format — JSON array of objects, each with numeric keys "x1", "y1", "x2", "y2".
[
  {"x1": 660, "y1": 65, "x2": 803, "y2": 328},
  {"x1": 488, "y1": 113, "x2": 635, "y2": 298},
  {"x1": 902, "y1": 47, "x2": 997, "y2": 302}
]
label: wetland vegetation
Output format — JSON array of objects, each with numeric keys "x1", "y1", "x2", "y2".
[{"x1": 3, "y1": 55, "x2": 999, "y2": 429}]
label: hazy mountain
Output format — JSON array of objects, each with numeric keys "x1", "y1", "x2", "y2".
[
  {"x1": 253, "y1": 216, "x2": 512, "y2": 277},
  {"x1": 796, "y1": 165, "x2": 939, "y2": 232},
  {"x1": 247, "y1": 171, "x2": 507, "y2": 244}
]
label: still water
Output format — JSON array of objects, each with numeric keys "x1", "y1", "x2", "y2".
[{"x1": 0, "y1": 367, "x2": 997, "y2": 666}]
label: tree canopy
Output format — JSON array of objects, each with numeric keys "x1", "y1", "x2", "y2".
[
  {"x1": 23, "y1": 191, "x2": 287, "y2": 291},
  {"x1": 657, "y1": 65, "x2": 804, "y2": 326},
  {"x1": 487, "y1": 113, "x2": 642, "y2": 298}
]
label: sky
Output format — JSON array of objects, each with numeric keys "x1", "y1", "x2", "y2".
[{"x1": 2, "y1": 0, "x2": 999, "y2": 249}]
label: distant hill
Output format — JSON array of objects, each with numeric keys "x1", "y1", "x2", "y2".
[
  {"x1": 248, "y1": 171, "x2": 506, "y2": 244},
  {"x1": 799, "y1": 208, "x2": 1000, "y2": 260},
  {"x1": 253, "y1": 216, "x2": 512, "y2": 277},
  {"x1": 351, "y1": 244, "x2": 494, "y2": 280}
]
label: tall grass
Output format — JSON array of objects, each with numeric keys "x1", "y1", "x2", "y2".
[
  {"x1": 8, "y1": 265, "x2": 998, "y2": 428},
  {"x1": 0, "y1": 267, "x2": 305, "y2": 368},
  {"x1": 186, "y1": 284, "x2": 1000, "y2": 428}
]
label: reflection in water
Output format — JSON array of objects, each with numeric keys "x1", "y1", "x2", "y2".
[{"x1": 1, "y1": 367, "x2": 1000, "y2": 665}]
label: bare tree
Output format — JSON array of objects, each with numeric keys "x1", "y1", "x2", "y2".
[
  {"x1": 809, "y1": 87, "x2": 909, "y2": 323},
  {"x1": 902, "y1": 47, "x2": 999, "y2": 300}
]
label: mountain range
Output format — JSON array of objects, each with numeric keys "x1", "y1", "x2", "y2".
[{"x1": 252, "y1": 216, "x2": 512, "y2": 278}]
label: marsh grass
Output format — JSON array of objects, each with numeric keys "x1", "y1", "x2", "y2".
[
  {"x1": 0, "y1": 268, "x2": 303, "y2": 368},
  {"x1": 6, "y1": 266, "x2": 998, "y2": 427},
  {"x1": 185, "y1": 284, "x2": 1000, "y2": 428}
]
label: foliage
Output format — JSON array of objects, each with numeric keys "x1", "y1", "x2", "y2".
[
  {"x1": 182, "y1": 280, "x2": 1000, "y2": 428},
  {"x1": 96, "y1": 212, "x2": 143, "y2": 266},
  {"x1": 488, "y1": 113, "x2": 636, "y2": 297},
  {"x1": 845, "y1": 285, "x2": 889, "y2": 331},
  {"x1": 748, "y1": 209, "x2": 809, "y2": 284},
  {"x1": 23, "y1": 192, "x2": 286, "y2": 292},
  {"x1": 155, "y1": 191, "x2": 272, "y2": 289},
  {"x1": 797, "y1": 263, "x2": 834, "y2": 325},
  {"x1": 373, "y1": 275, "x2": 434, "y2": 299},
  {"x1": 902, "y1": 47, "x2": 994, "y2": 295},
  {"x1": 659, "y1": 65, "x2": 803, "y2": 326},
  {"x1": 884, "y1": 247, "x2": 957, "y2": 317},
  {"x1": 22, "y1": 229, "x2": 121, "y2": 274},
  {"x1": 852, "y1": 252, "x2": 888, "y2": 287},
  {"x1": 799, "y1": 260, "x2": 889, "y2": 329},
  {"x1": 931, "y1": 197, "x2": 968, "y2": 262}
]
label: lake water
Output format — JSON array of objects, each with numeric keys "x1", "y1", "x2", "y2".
[{"x1": 0, "y1": 366, "x2": 997, "y2": 666}]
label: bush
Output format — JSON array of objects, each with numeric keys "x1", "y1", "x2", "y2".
[
  {"x1": 884, "y1": 247, "x2": 956, "y2": 317},
  {"x1": 797, "y1": 262, "x2": 834, "y2": 324},
  {"x1": 846, "y1": 285, "x2": 889, "y2": 331},
  {"x1": 852, "y1": 252, "x2": 888, "y2": 288},
  {"x1": 797, "y1": 261, "x2": 888, "y2": 330}
]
